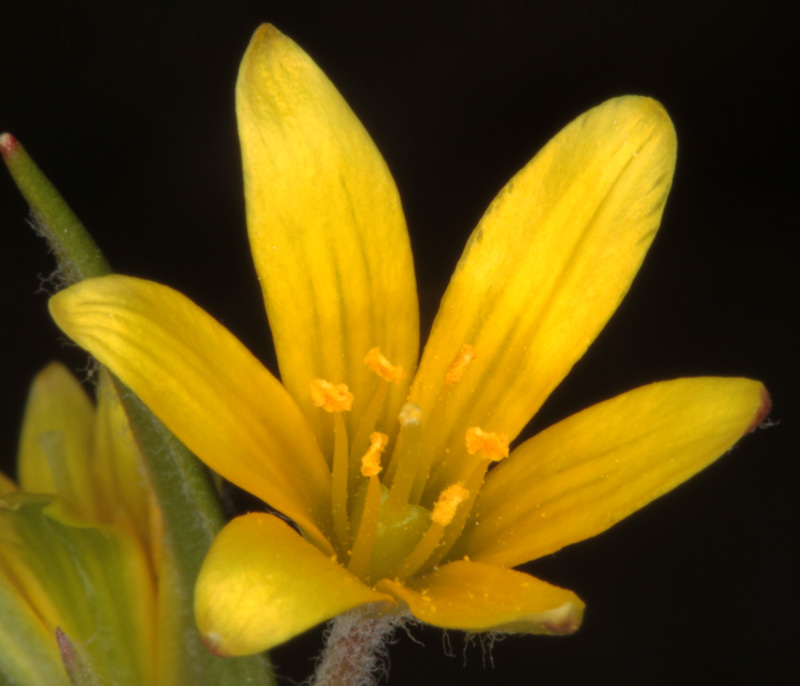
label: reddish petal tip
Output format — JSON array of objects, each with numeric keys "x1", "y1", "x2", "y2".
[
  {"x1": 747, "y1": 386, "x2": 772, "y2": 433},
  {"x1": 0, "y1": 132, "x2": 19, "y2": 158},
  {"x1": 200, "y1": 630, "x2": 234, "y2": 658},
  {"x1": 542, "y1": 603, "x2": 584, "y2": 635}
]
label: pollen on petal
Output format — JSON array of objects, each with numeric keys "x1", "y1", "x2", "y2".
[
  {"x1": 310, "y1": 379, "x2": 354, "y2": 412},
  {"x1": 431, "y1": 483, "x2": 470, "y2": 526},
  {"x1": 445, "y1": 344, "x2": 476, "y2": 386},
  {"x1": 465, "y1": 426, "x2": 509, "y2": 461},
  {"x1": 364, "y1": 347, "x2": 406, "y2": 383},
  {"x1": 361, "y1": 431, "x2": 388, "y2": 477}
]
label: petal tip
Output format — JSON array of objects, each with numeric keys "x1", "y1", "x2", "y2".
[
  {"x1": 542, "y1": 600, "x2": 584, "y2": 636},
  {"x1": 746, "y1": 385, "x2": 772, "y2": 434},
  {"x1": 247, "y1": 23, "x2": 291, "y2": 62},
  {"x1": 611, "y1": 95, "x2": 676, "y2": 151},
  {"x1": 200, "y1": 631, "x2": 235, "y2": 658}
]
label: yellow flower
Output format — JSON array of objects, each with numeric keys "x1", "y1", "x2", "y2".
[
  {"x1": 1, "y1": 363, "x2": 157, "y2": 684},
  {"x1": 49, "y1": 25, "x2": 770, "y2": 657}
]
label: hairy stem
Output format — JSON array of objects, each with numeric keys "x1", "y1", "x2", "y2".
[{"x1": 310, "y1": 611, "x2": 402, "y2": 686}]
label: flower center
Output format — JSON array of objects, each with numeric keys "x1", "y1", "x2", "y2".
[{"x1": 309, "y1": 344, "x2": 505, "y2": 585}]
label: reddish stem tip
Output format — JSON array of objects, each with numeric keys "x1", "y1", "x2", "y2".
[{"x1": 0, "y1": 132, "x2": 19, "y2": 158}]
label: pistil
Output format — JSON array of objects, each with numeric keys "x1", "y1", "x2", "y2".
[{"x1": 348, "y1": 433, "x2": 388, "y2": 580}]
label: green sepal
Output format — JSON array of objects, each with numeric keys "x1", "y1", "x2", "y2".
[
  {"x1": 0, "y1": 493, "x2": 155, "y2": 685},
  {"x1": 55, "y1": 629, "x2": 102, "y2": 686},
  {"x1": 0, "y1": 563, "x2": 69, "y2": 686},
  {"x1": 0, "y1": 133, "x2": 110, "y2": 283}
]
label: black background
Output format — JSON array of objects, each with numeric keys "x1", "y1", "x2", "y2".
[{"x1": 1, "y1": 2, "x2": 795, "y2": 684}]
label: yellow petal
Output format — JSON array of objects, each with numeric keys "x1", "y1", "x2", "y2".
[
  {"x1": 49, "y1": 275, "x2": 334, "y2": 553},
  {"x1": 237, "y1": 25, "x2": 419, "y2": 452},
  {"x1": 377, "y1": 560, "x2": 583, "y2": 635},
  {"x1": 460, "y1": 378, "x2": 770, "y2": 567},
  {"x1": 195, "y1": 513, "x2": 394, "y2": 656},
  {"x1": 16, "y1": 362, "x2": 102, "y2": 521},
  {"x1": 409, "y1": 96, "x2": 677, "y2": 494}
]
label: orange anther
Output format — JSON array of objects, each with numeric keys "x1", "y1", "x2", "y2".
[
  {"x1": 465, "y1": 426, "x2": 509, "y2": 461},
  {"x1": 431, "y1": 483, "x2": 470, "y2": 526},
  {"x1": 310, "y1": 379, "x2": 353, "y2": 412},
  {"x1": 360, "y1": 432, "x2": 389, "y2": 477},
  {"x1": 364, "y1": 347, "x2": 406, "y2": 383}
]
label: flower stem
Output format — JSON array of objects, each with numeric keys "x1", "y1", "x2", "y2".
[{"x1": 310, "y1": 611, "x2": 401, "y2": 686}]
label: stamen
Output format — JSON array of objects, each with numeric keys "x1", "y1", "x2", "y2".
[
  {"x1": 310, "y1": 379, "x2": 353, "y2": 413},
  {"x1": 465, "y1": 426, "x2": 509, "y2": 462},
  {"x1": 364, "y1": 347, "x2": 406, "y2": 383},
  {"x1": 393, "y1": 483, "x2": 469, "y2": 580},
  {"x1": 423, "y1": 464, "x2": 486, "y2": 571},
  {"x1": 347, "y1": 474, "x2": 382, "y2": 580},
  {"x1": 386, "y1": 403, "x2": 423, "y2": 517},
  {"x1": 445, "y1": 344, "x2": 476, "y2": 386},
  {"x1": 360, "y1": 432, "x2": 388, "y2": 477},
  {"x1": 430, "y1": 483, "x2": 470, "y2": 526},
  {"x1": 331, "y1": 413, "x2": 352, "y2": 554},
  {"x1": 350, "y1": 383, "x2": 389, "y2": 468}
]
